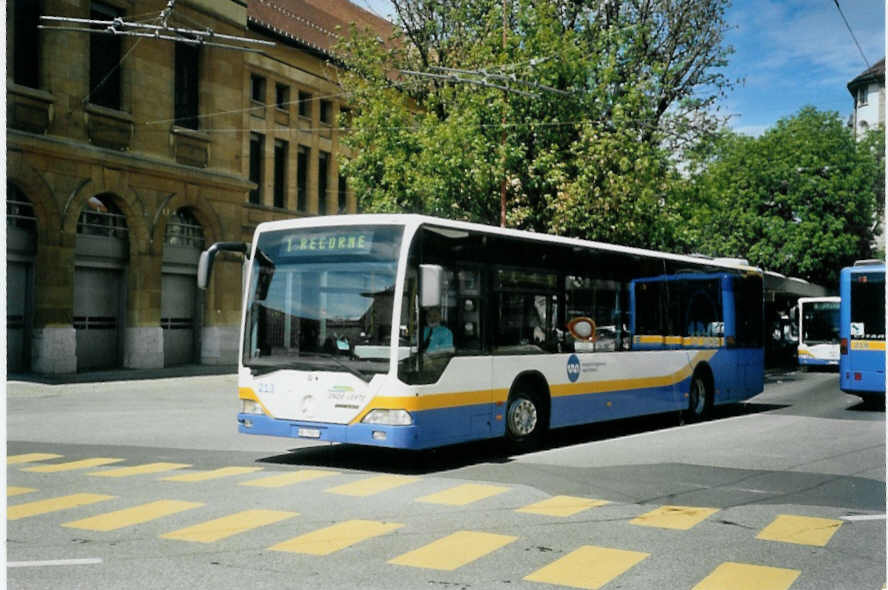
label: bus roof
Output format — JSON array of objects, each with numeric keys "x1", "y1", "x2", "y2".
[
  {"x1": 846, "y1": 261, "x2": 885, "y2": 272},
  {"x1": 253, "y1": 213, "x2": 763, "y2": 275}
]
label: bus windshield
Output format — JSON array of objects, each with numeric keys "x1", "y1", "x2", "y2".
[
  {"x1": 802, "y1": 301, "x2": 840, "y2": 345},
  {"x1": 243, "y1": 226, "x2": 403, "y2": 380}
]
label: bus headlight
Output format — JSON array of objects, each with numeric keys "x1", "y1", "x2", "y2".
[
  {"x1": 241, "y1": 399, "x2": 264, "y2": 415},
  {"x1": 361, "y1": 409, "x2": 413, "y2": 426}
]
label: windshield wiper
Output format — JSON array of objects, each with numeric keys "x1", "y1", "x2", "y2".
[
  {"x1": 315, "y1": 353, "x2": 371, "y2": 382},
  {"x1": 246, "y1": 355, "x2": 373, "y2": 382}
]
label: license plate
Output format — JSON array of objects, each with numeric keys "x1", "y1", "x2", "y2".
[{"x1": 298, "y1": 428, "x2": 321, "y2": 439}]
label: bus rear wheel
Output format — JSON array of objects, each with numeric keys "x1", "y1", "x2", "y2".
[
  {"x1": 685, "y1": 374, "x2": 711, "y2": 422},
  {"x1": 505, "y1": 391, "x2": 546, "y2": 449}
]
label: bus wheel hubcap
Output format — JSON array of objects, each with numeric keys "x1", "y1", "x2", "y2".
[{"x1": 508, "y1": 398, "x2": 537, "y2": 437}]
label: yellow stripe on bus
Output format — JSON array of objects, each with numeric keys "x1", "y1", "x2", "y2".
[
  {"x1": 350, "y1": 350, "x2": 718, "y2": 423},
  {"x1": 851, "y1": 340, "x2": 886, "y2": 351}
]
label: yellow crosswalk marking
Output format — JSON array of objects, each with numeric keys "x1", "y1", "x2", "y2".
[
  {"x1": 524, "y1": 545, "x2": 649, "y2": 589},
  {"x1": 416, "y1": 483, "x2": 509, "y2": 506},
  {"x1": 755, "y1": 514, "x2": 843, "y2": 546},
  {"x1": 23, "y1": 458, "x2": 124, "y2": 473},
  {"x1": 63, "y1": 500, "x2": 204, "y2": 531},
  {"x1": 630, "y1": 505, "x2": 719, "y2": 530},
  {"x1": 89, "y1": 462, "x2": 191, "y2": 478},
  {"x1": 327, "y1": 475, "x2": 419, "y2": 497},
  {"x1": 161, "y1": 509, "x2": 297, "y2": 543},
  {"x1": 517, "y1": 496, "x2": 610, "y2": 517},
  {"x1": 240, "y1": 470, "x2": 338, "y2": 488},
  {"x1": 692, "y1": 562, "x2": 801, "y2": 590},
  {"x1": 7, "y1": 487, "x2": 37, "y2": 497},
  {"x1": 8, "y1": 493, "x2": 115, "y2": 520},
  {"x1": 7, "y1": 453, "x2": 63, "y2": 465},
  {"x1": 389, "y1": 530, "x2": 517, "y2": 571},
  {"x1": 270, "y1": 519, "x2": 403, "y2": 555},
  {"x1": 163, "y1": 467, "x2": 263, "y2": 482}
]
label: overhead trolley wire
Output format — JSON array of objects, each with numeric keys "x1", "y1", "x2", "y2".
[{"x1": 832, "y1": 0, "x2": 871, "y2": 69}]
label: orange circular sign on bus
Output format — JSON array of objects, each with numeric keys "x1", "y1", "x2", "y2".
[{"x1": 567, "y1": 317, "x2": 597, "y2": 341}]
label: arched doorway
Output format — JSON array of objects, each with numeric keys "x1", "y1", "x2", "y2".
[
  {"x1": 74, "y1": 193, "x2": 128, "y2": 371},
  {"x1": 7, "y1": 183, "x2": 37, "y2": 372},
  {"x1": 161, "y1": 207, "x2": 205, "y2": 366}
]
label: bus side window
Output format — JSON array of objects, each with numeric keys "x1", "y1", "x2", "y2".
[{"x1": 564, "y1": 275, "x2": 623, "y2": 353}]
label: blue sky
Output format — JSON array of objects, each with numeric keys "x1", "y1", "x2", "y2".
[{"x1": 359, "y1": 0, "x2": 884, "y2": 136}]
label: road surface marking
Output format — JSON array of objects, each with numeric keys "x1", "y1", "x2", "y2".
[
  {"x1": 7, "y1": 487, "x2": 37, "y2": 497},
  {"x1": 327, "y1": 475, "x2": 419, "y2": 497},
  {"x1": 524, "y1": 545, "x2": 649, "y2": 589},
  {"x1": 692, "y1": 561, "x2": 801, "y2": 590},
  {"x1": 389, "y1": 530, "x2": 517, "y2": 571},
  {"x1": 416, "y1": 483, "x2": 509, "y2": 506},
  {"x1": 89, "y1": 462, "x2": 191, "y2": 478},
  {"x1": 163, "y1": 466, "x2": 263, "y2": 482},
  {"x1": 8, "y1": 558, "x2": 103, "y2": 568},
  {"x1": 161, "y1": 509, "x2": 297, "y2": 543},
  {"x1": 841, "y1": 514, "x2": 886, "y2": 521},
  {"x1": 8, "y1": 493, "x2": 115, "y2": 520},
  {"x1": 756, "y1": 514, "x2": 843, "y2": 546},
  {"x1": 23, "y1": 458, "x2": 124, "y2": 473},
  {"x1": 517, "y1": 496, "x2": 610, "y2": 517},
  {"x1": 270, "y1": 519, "x2": 403, "y2": 555},
  {"x1": 7, "y1": 453, "x2": 63, "y2": 465},
  {"x1": 630, "y1": 505, "x2": 719, "y2": 530},
  {"x1": 62, "y1": 500, "x2": 204, "y2": 531},
  {"x1": 239, "y1": 470, "x2": 338, "y2": 488}
]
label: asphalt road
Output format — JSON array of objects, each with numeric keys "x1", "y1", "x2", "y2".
[{"x1": 5, "y1": 370, "x2": 885, "y2": 590}]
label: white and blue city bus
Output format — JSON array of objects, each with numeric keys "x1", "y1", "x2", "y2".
[
  {"x1": 839, "y1": 261, "x2": 885, "y2": 402},
  {"x1": 199, "y1": 214, "x2": 764, "y2": 450},
  {"x1": 796, "y1": 296, "x2": 841, "y2": 369}
]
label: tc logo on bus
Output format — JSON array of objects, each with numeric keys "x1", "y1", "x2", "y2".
[{"x1": 567, "y1": 354, "x2": 581, "y2": 383}]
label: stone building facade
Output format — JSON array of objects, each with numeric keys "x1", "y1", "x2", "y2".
[{"x1": 6, "y1": 0, "x2": 392, "y2": 374}]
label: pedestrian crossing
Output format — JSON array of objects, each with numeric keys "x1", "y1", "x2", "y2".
[{"x1": 6, "y1": 451, "x2": 867, "y2": 589}]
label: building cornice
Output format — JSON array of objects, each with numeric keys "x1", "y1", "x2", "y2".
[{"x1": 8, "y1": 129, "x2": 253, "y2": 192}]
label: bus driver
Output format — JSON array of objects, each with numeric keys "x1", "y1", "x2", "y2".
[{"x1": 422, "y1": 308, "x2": 454, "y2": 355}]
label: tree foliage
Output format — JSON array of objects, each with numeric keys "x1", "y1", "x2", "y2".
[
  {"x1": 335, "y1": 0, "x2": 735, "y2": 249},
  {"x1": 683, "y1": 107, "x2": 883, "y2": 286}
]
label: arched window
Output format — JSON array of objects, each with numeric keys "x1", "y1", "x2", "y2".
[
  {"x1": 77, "y1": 194, "x2": 128, "y2": 239},
  {"x1": 7, "y1": 182, "x2": 37, "y2": 233},
  {"x1": 165, "y1": 207, "x2": 205, "y2": 250}
]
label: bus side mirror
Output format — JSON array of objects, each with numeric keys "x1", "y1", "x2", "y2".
[
  {"x1": 197, "y1": 250, "x2": 212, "y2": 290},
  {"x1": 197, "y1": 242, "x2": 250, "y2": 290},
  {"x1": 420, "y1": 264, "x2": 443, "y2": 308}
]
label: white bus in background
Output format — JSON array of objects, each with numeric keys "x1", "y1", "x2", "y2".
[{"x1": 796, "y1": 296, "x2": 841, "y2": 369}]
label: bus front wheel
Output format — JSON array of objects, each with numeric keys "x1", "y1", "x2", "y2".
[{"x1": 505, "y1": 391, "x2": 546, "y2": 449}]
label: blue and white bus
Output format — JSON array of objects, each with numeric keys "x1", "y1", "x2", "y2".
[
  {"x1": 199, "y1": 214, "x2": 764, "y2": 450},
  {"x1": 796, "y1": 296, "x2": 841, "y2": 369},
  {"x1": 839, "y1": 261, "x2": 885, "y2": 401}
]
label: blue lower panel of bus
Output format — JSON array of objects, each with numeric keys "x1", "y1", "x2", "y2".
[
  {"x1": 840, "y1": 350, "x2": 886, "y2": 396},
  {"x1": 840, "y1": 370, "x2": 885, "y2": 395},
  {"x1": 799, "y1": 357, "x2": 838, "y2": 367},
  {"x1": 551, "y1": 383, "x2": 686, "y2": 428},
  {"x1": 239, "y1": 413, "x2": 422, "y2": 448},
  {"x1": 239, "y1": 403, "x2": 496, "y2": 450}
]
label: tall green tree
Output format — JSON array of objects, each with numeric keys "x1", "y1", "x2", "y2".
[
  {"x1": 335, "y1": 0, "x2": 735, "y2": 248},
  {"x1": 684, "y1": 107, "x2": 882, "y2": 286}
]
